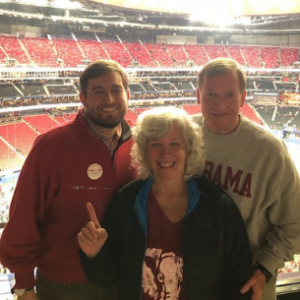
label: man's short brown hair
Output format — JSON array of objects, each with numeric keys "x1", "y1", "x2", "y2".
[
  {"x1": 197, "y1": 58, "x2": 246, "y2": 93},
  {"x1": 80, "y1": 60, "x2": 129, "y2": 96}
]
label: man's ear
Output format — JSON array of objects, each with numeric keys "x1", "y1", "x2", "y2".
[
  {"x1": 196, "y1": 88, "x2": 201, "y2": 105},
  {"x1": 126, "y1": 90, "x2": 130, "y2": 102},
  {"x1": 79, "y1": 92, "x2": 86, "y2": 107},
  {"x1": 240, "y1": 90, "x2": 246, "y2": 107}
]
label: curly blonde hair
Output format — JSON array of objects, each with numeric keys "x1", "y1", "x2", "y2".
[{"x1": 131, "y1": 107, "x2": 205, "y2": 181}]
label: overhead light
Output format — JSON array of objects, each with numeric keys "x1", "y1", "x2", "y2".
[
  {"x1": 189, "y1": 11, "x2": 235, "y2": 27},
  {"x1": 52, "y1": 0, "x2": 82, "y2": 9},
  {"x1": 18, "y1": 0, "x2": 49, "y2": 6}
]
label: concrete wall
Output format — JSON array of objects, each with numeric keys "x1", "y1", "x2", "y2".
[
  {"x1": 156, "y1": 35, "x2": 197, "y2": 44},
  {"x1": 156, "y1": 33, "x2": 300, "y2": 47},
  {"x1": 230, "y1": 34, "x2": 300, "y2": 47},
  {"x1": 0, "y1": 24, "x2": 47, "y2": 37}
]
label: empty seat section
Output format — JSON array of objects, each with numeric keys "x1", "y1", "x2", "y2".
[
  {"x1": 77, "y1": 34, "x2": 109, "y2": 62},
  {"x1": 184, "y1": 45, "x2": 208, "y2": 66},
  {"x1": 129, "y1": 83, "x2": 144, "y2": 93},
  {"x1": 53, "y1": 116, "x2": 67, "y2": 123},
  {"x1": 253, "y1": 105, "x2": 275, "y2": 126},
  {"x1": 123, "y1": 42, "x2": 156, "y2": 67},
  {"x1": 143, "y1": 44, "x2": 173, "y2": 67},
  {"x1": 256, "y1": 79, "x2": 275, "y2": 90},
  {"x1": 101, "y1": 40, "x2": 131, "y2": 67},
  {"x1": 164, "y1": 44, "x2": 188, "y2": 67},
  {"x1": 140, "y1": 81, "x2": 156, "y2": 91},
  {"x1": 125, "y1": 109, "x2": 138, "y2": 123},
  {"x1": 47, "y1": 85, "x2": 77, "y2": 95},
  {"x1": 52, "y1": 37, "x2": 83, "y2": 67},
  {"x1": 182, "y1": 105, "x2": 201, "y2": 115},
  {"x1": 17, "y1": 81, "x2": 46, "y2": 97},
  {"x1": 260, "y1": 47, "x2": 279, "y2": 68},
  {"x1": 0, "y1": 123, "x2": 38, "y2": 156},
  {"x1": 0, "y1": 84, "x2": 21, "y2": 98},
  {"x1": 0, "y1": 138, "x2": 23, "y2": 171},
  {"x1": 23, "y1": 115, "x2": 59, "y2": 134},
  {"x1": 226, "y1": 45, "x2": 246, "y2": 66},
  {"x1": 204, "y1": 45, "x2": 229, "y2": 60},
  {"x1": 281, "y1": 48, "x2": 299, "y2": 67},
  {"x1": 0, "y1": 43, "x2": 7, "y2": 64},
  {"x1": 0, "y1": 35, "x2": 29, "y2": 64},
  {"x1": 240, "y1": 104, "x2": 262, "y2": 125},
  {"x1": 20, "y1": 37, "x2": 57, "y2": 67},
  {"x1": 171, "y1": 80, "x2": 193, "y2": 90},
  {"x1": 240, "y1": 46, "x2": 261, "y2": 67}
]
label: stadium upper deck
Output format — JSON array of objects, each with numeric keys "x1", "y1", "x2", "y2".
[{"x1": 0, "y1": 33, "x2": 299, "y2": 68}]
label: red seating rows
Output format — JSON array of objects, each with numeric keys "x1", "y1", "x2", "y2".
[
  {"x1": 240, "y1": 104, "x2": 263, "y2": 125},
  {"x1": 260, "y1": 47, "x2": 280, "y2": 68},
  {"x1": 164, "y1": 44, "x2": 188, "y2": 67},
  {"x1": 0, "y1": 122, "x2": 38, "y2": 156},
  {"x1": 101, "y1": 41, "x2": 132, "y2": 67},
  {"x1": 182, "y1": 105, "x2": 201, "y2": 115},
  {"x1": 20, "y1": 37, "x2": 58, "y2": 67},
  {"x1": 281, "y1": 48, "x2": 299, "y2": 67},
  {"x1": 0, "y1": 35, "x2": 30, "y2": 64},
  {"x1": 78, "y1": 39, "x2": 110, "y2": 62},
  {"x1": 53, "y1": 116, "x2": 67, "y2": 123},
  {"x1": 240, "y1": 46, "x2": 261, "y2": 68},
  {"x1": 144, "y1": 43, "x2": 174, "y2": 67},
  {"x1": 184, "y1": 44, "x2": 208, "y2": 65},
  {"x1": 123, "y1": 42, "x2": 156, "y2": 67},
  {"x1": 125, "y1": 109, "x2": 138, "y2": 122},
  {"x1": 22, "y1": 114, "x2": 60, "y2": 134},
  {"x1": 0, "y1": 138, "x2": 24, "y2": 170},
  {"x1": 204, "y1": 45, "x2": 229, "y2": 60},
  {"x1": 226, "y1": 45, "x2": 246, "y2": 66},
  {"x1": 0, "y1": 34, "x2": 299, "y2": 68},
  {"x1": 52, "y1": 38, "x2": 83, "y2": 67}
]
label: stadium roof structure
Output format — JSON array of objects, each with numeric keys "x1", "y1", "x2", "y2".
[
  {"x1": 1, "y1": 0, "x2": 300, "y2": 34},
  {"x1": 73, "y1": 0, "x2": 300, "y2": 32}
]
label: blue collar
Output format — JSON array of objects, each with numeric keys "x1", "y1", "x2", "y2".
[{"x1": 135, "y1": 178, "x2": 201, "y2": 233}]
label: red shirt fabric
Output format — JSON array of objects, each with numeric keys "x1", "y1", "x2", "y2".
[{"x1": 142, "y1": 188, "x2": 187, "y2": 300}]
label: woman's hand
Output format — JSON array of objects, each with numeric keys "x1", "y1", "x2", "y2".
[{"x1": 77, "y1": 202, "x2": 108, "y2": 258}]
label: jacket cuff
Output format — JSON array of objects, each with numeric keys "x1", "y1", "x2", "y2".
[
  {"x1": 255, "y1": 253, "x2": 283, "y2": 276},
  {"x1": 14, "y1": 271, "x2": 35, "y2": 289}
]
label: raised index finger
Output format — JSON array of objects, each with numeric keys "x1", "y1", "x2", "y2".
[{"x1": 86, "y1": 202, "x2": 101, "y2": 228}]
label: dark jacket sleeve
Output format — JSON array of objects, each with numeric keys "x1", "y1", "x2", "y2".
[
  {"x1": 80, "y1": 179, "x2": 145, "y2": 287},
  {"x1": 220, "y1": 192, "x2": 253, "y2": 300}
]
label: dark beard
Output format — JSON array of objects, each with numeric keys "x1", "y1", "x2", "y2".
[{"x1": 89, "y1": 112, "x2": 125, "y2": 129}]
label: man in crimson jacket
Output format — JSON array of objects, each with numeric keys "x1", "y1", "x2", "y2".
[{"x1": 0, "y1": 60, "x2": 137, "y2": 300}]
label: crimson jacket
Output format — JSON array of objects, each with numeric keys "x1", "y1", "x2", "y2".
[
  {"x1": 80, "y1": 177, "x2": 253, "y2": 300},
  {"x1": 0, "y1": 110, "x2": 137, "y2": 288}
]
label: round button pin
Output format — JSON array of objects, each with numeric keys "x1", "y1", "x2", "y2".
[{"x1": 87, "y1": 163, "x2": 103, "y2": 180}]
